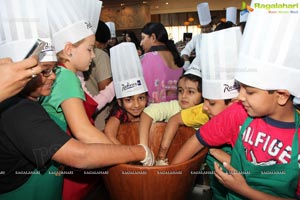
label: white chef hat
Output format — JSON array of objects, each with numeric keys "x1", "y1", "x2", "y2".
[
  {"x1": 184, "y1": 56, "x2": 202, "y2": 78},
  {"x1": 201, "y1": 27, "x2": 242, "y2": 100},
  {"x1": 197, "y1": 2, "x2": 211, "y2": 26},
  {"x1": 106, "y1": 22, "x2": 116, "y2": 38},
  {"x1": 239, "y1": 10, "x2": 249, "y2": 23},
  {"x1": 0, "y1": 0, "x2": 49, "y2": 62},
  {"x1": 235, "y1": 0, "x2": 300, "y2": 98},
  {"x1": 226, "y1": 7, "x2": 237, "y2": 24},
  {"x1": 47, "y1": 0, "x2": 102, "y2": 53},
  {"x1": 110, "y1": 42, "x2": 148, "y2": 99},
  {"x1": 39, "y1": 38, "x2": 57, "y2": 62}
]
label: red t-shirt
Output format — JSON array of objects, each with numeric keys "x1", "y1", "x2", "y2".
[{"x1": 196, "y1": 101, "x2": 300, "y2": 197}]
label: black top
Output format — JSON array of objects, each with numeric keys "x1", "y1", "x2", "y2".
[{"x1": 0, "y1": 97, "x2": 71, "y2": 193}]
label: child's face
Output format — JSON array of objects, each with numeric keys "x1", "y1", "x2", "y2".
[
  {"x1": 71, "y1": 35, "x2": 96, "y2": 72},
  {"x1": 177, "y1": 78, "x2": 202, "y2": 109},
  {"x1": 238, "y1": 84, "x2": 277, "y2": 117},
  {"x1": 203, "y1": 99, "x2": 229, "y2": 118},
  {"x1": 118, "y1": 93, "x2": 147, "y2": 120}
]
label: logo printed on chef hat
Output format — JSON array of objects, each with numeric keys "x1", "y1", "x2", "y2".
[
  {"x1": 235, "y1": 0, "x2": 300, "y2": 98},
  {"x1": 106, "y1": 22, "x2": 116, "y2": 38},
  {"x1": 197, "y1": 2, "x2": 212, "y2": 26},
  {"x1": 39, "y1": 38, "x2": 57, "y2": 62},
  {"x1": 46, "y1": 0, "x2": 102, "y2": 53},
  {"x1": 226, "y1": 7, "x2": 238, "y2": 24},
  {"x1": 110, "y1": 42, "x2": 148, "y2": 99},
  {"x1": 0, "y1": 0, "x2": 49, "y2": 62},
  {"x1": 201, "y1": 27, "x2": 242, "y2": 100}
]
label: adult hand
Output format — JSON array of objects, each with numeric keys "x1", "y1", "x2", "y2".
[
  {"x1": 0, "y1": 56, "x2": 40, "y2": 102},
  {"x1": 139, "y1": 144, "x2": 155, "y2": 166}
]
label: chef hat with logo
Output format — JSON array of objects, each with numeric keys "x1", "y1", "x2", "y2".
[
  {"x1": 0, "y1": 0, "x2": 49, "y2": 62},
  {"x1": 235, "y1": 0, "x2": 300, "y2": 98},
  {"x1": 106, "y1": 22, "x2": 116, "y2": 38},
  {"x1": 39, "y1": 38, "x2": 57, "y2": 62},
  {"x1": 226, "y1": 7, "x2": 237, "y2": 24},
  {"x1": 197, "y1": 2, "x2": 211, "y2": 26},
  {"x1": 110, "y1": 42, "x2": 148, "y2": 99},
  {"x1": 201, "y1": 27, "x2": 242, "y2": 100},
  {"x1": 46, "y1": 0, "x2": 102, "y2": 53}
]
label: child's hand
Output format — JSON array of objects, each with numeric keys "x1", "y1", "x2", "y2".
[
  {"x1": 214, "y1": 162, "x2": 249, "y2": 195},
  {"x1": 155, "y1": 158, "x2": 169, "y2": 166}
]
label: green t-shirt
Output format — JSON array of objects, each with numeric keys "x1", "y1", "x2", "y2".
[{"x1": 40, "y1": 66, "x2": 85, "y2": 131}]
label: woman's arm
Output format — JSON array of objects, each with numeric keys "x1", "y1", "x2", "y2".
[
  {"x1": 61, "y1": 98, "x2": 112, "y2": 144},
  {"x1": 52, "y1": 138, "x2": 155, "y2": 168},
  {"x1": 104, "y1": 116, "x2": 122, "y2": 144}
]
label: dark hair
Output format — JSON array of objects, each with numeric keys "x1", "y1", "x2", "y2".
[
  {"x1": 141, "y1": 22, "x2": 184, "y2": 67},
  {"x1": 18, "y1": 76, "x2": 42, "y2": 98},
  {"x1": 214, "y1": 21, "x2": 235, "y2": 31},
  {"x1": 224, "y1": 99, "x2": 232, "y2": 105},
  {"x1": 95, "y1": 20, "x2": 111, "y2": 43},
  {"x1": 126, "y1": 31, "x2": 140, "y2": 49},
  {"x1": 178, "y1": 73, "x2": 202, "y2": 93}
]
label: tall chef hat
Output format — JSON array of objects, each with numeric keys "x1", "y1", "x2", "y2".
[
  {"x1": 201, "y1": 27, "x2": 242, "y2": 100},
  {"x1": 197, "y1": 2, "x2": 212, "y2": 26},
  {"x1": 110, "y1": 42, "x2": 148, "y2": 99},
  {"x1": 0, "y1": 0, "x2": 49, "y2": 61},
  {"x1": 106, "y1": 22, "x2": 116, "y2": 38},
  {"x1": 235, "y1": 0, "x2": 300, "y2": 98},
  {"x1": 47, "y1": 0, "x2": 102, "y2": 52},
  {"x1": 226, "y1": 7, "x2": 237, "y2": 24}
]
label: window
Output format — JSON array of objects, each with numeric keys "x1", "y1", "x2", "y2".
[{"x1": 165, "y1": 25, "x2": 201, "y2": 43}]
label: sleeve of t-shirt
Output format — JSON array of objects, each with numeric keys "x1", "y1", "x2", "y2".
[
  {"x1": 46, "y1": 67, "x2": 85, "y2": 111},
  {"x1": 143, "y1": 100, "x2": 182, "y2": 122},
  {"x1": 181, "y1": 103, "x2": 209, "y2": 129},
  {"x1": 195, "y1": 102, "x2": 247, "y2": 148},
  {"x1": 2, "y1": 100, "x2": 71, "y2": 169}
]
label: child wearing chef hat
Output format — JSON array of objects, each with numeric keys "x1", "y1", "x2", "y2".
[
  {"x1": 40, "y1": 0, "x2": 112, "y2": 199},
  {"x1": 171, "y1": 0, "x2": 300, "y2": 199},
  {"x1": 104, "y1": 42, "x2": 149, "y2": 146}
]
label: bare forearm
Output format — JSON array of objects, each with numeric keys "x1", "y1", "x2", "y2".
[
  {"x1": 139, "y1": 112, "x2": 153, "y2": 145},
  {"x1": 171, "y1": 134, "x2": 204, "y2": 164},
  {"x1": 75, "y1": 126, "x2": 112, "y2": 144},
  {"x1": 209, "y1": 148, "x2": 231, "y2": 163},
  {"x1": 53, "y1": 139, "x2": 145, "y2": 169},
  {"x1": 158, "y1": 114, "x2": 183, "y2": 159}
]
